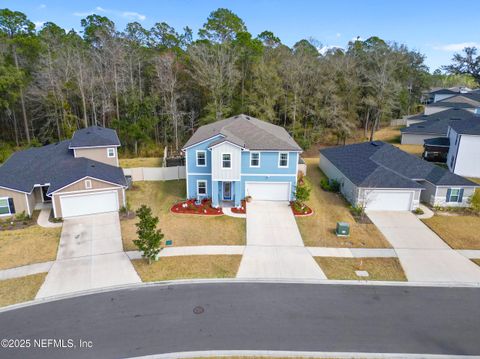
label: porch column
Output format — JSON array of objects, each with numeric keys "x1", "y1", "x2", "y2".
[
  {"x1": 234, "y1": 181, "x2": 242, "y2": 207},
  {"x1": 212, "y1": 180, "x2": 220, "y2": 208}
]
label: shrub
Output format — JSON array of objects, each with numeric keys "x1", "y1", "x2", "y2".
[
  {"x1": 470, "y1": 189, "x2": 480, "y2": 212},
  {"x1": 134, "y1": 205, "x2": 164, "y2": 264},
  {"x1": 349, "y1": 205, "x2": 363, "y2": 218},
  {"x1": 329, "y1": 179, "x2": 340, "y2": 193},
  {"x1": 413, "y1": 207, "x2": 424, "y2": 215},
  {"x1": 15, "y1": 211, "x2": 30, "y2": 222},
  {"x1": 320, "y1": 178, "x2": 331, "y2": 191},
  {"x1": 295, "y1": 183, "x2": 311, "y2": 204}
]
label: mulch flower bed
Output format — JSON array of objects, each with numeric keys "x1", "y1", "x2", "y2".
[
  {"x1": 290, "y1": 201, "x2": 313, "y2": 216},
  {"x1": 231, "y1": 200, "x2": 247, "y2": 214},
  {"x1": 0, "y1": 212, "x2": 37, "y2": 231},
  {"x1": 171, "y1": 198, "x2": 223, "y2": 215}
]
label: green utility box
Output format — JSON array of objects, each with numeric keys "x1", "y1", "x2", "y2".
[{"x1": 336, "y1": 222, "x2": 350, "y2": 237}]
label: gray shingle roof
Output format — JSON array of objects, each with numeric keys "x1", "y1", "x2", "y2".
[
  {"x1": 450, "y1": 119, "x2": 480, "y2": 135},
  {"x1": 69, "y1": 126, "x2": 121, "y2": 148},
  {"x1": 320, "y1": 141, "x2": 477, "y2": 188},
  {"x1": 182, "y1": 114, "x2": 302, "y2": 151},
  {"x1": 0, "y1": 140, "x2": 126, "y2": 194},
  {"x1": 428, "y1": 93, "x2": 480, "y2": 109},
  {"x1": 401, "y1": 109, "x2": 477, "y2": 136}
]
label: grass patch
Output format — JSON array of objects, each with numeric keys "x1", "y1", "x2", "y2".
[
  {"x1": 315, "y1": 257, "x2": 407, "y2": 281},
  {"x1": 392, "y1": 144, "x2": 423, "y2": 157},
  {"x1": 0, "y1": 273, "x2": 47, "y2": 307},
  {"x1": 0, "y1": 226, "x2": 61, "y2": 270},
  {"x1": 422, "y1": 215, "x2": 480, "y2": 249},
  {"x1": 296, "y1": 159, "x2": 390, "y2": 248},
  {"x1": 122, "y1": 181, "x2": 245, "y2": 250},
  {"x1": 132, "y1": 255, "x2": 242, "y2": 281},
  {"x1": 373, "y1": 126, "x2": 402, "y2": 143},
  {"x1": 472, "y1": 259, "x2": 480, "y2": 266},
  {"x1": 468, "y1": 177, "x2": 480, "y2": 185},
  {"x1": 119, "y1": 157, "x2": 162, "y2": 168}
]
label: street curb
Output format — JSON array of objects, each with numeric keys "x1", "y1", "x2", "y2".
[
  {"x1": 1, "y1": 277, "x2": 479, "y2": 313},
  {"x1": 127, "y1": 349, "x2": 480, "y2": 359}
]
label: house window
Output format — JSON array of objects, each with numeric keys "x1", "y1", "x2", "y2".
[
  {"x1": 197, "y1": 180, "x2": 207, "y2": 196},
  {"x1": 107, "y1": 148, "x2": 115, "y2": 158},
  {"x1": 0, "y1": 198, "x2": 11, "y2": 216},
  {"x1": 85, "y1": 180, "x2": 92, "y2": 189},
  {"x1": 196, "y1": 151, "x2": 206, "y2": 167},
  {"x1": 447, "y1": 188, "x2": 462, "y2": 203},
  {"x1": 250, "y1": 152, "x2": 260, "y2": 167},
  {"x1": 222, "y1": 153, "x2": 231, "y2": 168},
  {"x1": 278, "y1": 152, "x2": 289, "y2": 167}
]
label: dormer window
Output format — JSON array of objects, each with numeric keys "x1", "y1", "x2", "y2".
[
  {"x1": 107, "y1": 148, "x2": 115, "y2": 158},
  {"x1": 85, "y1": 179, "x2": 92, "y2": 189},
  {"x1": 196, "y1": 150, "x2": 206, "y2": 167},
  {"x1": 222, "y1": 153, "x2": 231, "y2": 168}
]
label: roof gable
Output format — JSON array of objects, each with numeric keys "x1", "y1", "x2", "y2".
[{"x1": 69, "y1": 126, "x2": 121, "y2": 148}]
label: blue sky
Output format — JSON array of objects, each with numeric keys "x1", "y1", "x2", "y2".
[{"x1": 4, "y1": 0, "x2": 480, "y2": 71}]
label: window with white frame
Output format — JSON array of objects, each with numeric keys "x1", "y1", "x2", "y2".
[
  {"x1": 85, "y1": 179, "x2": 92, "y2": 189},
  {"x1": 107, "y1": 148, "x2": 115, "y2": 158},
  {"x1": 197, "y1": 180, "x2": 207, "y2": 196},
  {"x1": 447, "y1": 188, "x2": 462, "y2": 202},
  {"x1": 250, "y1": 152, "x2": 260, "y2": 167},
  {"x1": 222, "y1": 153, "x2": 231, "y2": 168},
  {"x1": 278, "y1": 152, "x2": 289, "y2": 167},
  {"x1": 196, "y1": 151, "x2": 206, "y2": 166},
  {"x1": 0, "y1": 198, "x2": 10, "y2": 215}
]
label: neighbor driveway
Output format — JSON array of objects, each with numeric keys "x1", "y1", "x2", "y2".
[
  {"x1": 368, "y1": 211, "x2": 480, "y2": 283},
  {"x1": 237, "y1": 201, "x2": 326, "y2": 279},
  {"x1": 36, "y1": 212, "x2": 140, "y2": 298}
]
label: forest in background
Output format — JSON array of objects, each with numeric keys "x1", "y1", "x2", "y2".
[{"x1": 0, "y1": 7, "x2": 477, "y2": 162}]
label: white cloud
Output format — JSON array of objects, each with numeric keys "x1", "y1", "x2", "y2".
[
  {"x1": 38, "y1": 4, "x2": 46, "y2": 9},
  {"x1": 73, "y1": 7, "x2": 146, "y2": 21},
  {"x1": 318, "y1": 45, "x2": 344, "y2": 55},
  {"x1": 433, "y1": 42, "x2": 480, "y2": 51},
  {"x1": 336, "y1": 32, "x2": 341, "y2": 38},
  {"x1": 34, "y1": 21, "x2": 45, "y2": 28},
  {"x1": 121, "y1": 11, "x2": 146, "y2": 21}
]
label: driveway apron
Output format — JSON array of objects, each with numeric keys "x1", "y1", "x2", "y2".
[
  {"x1": 367, "y1": 211, "x2": 480, "y2": 283},
  {"x1": 36, "y1": 212, "x2": 140, "y2": 298},
  {"x1": 237, "y1": 201, "x2": 326, "y2": 279}
]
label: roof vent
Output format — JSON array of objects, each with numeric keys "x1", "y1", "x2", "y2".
[
  {"x1": 370, "y1": 141, "x2": 382, "y2": 147},
  {"x1": 90, "y1": 164, "x2": 95, "y2": 168}
]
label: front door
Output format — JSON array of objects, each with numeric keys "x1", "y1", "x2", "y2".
[
  {"x1": 41, "y1": 186, "x2": 51, "y2": 202},
  {"x1": 223, "y1": 182, "x2": 232, "y2": 200}
]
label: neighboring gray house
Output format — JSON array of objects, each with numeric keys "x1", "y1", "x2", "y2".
[
  {"x1": 0, "y1": 126, "x2": 127, "y2": 219},
  {"x1": 424, "y1": 93, "x2": 480, "y2": 115},
  {"x1": 400, "y1": 108, "x2": 476, "y2": 145},
  {"x1": 447, "y1": 120, "x2": 480, "y2": 178},
  {"x1": 319, "y1": 141, "x2": 478, "y2": 211}
]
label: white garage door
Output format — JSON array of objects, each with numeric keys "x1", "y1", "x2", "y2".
[
  {"x1": 245, "y1": 182, "x2": 290, "y2": 201},
  {"x1": 365, "y1": 190, "x2": 413, "y2": 211},
  {"x1": 60, "y1": 191, "x2": 119, "y2": 218}
]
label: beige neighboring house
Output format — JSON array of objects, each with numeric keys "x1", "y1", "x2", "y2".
[{"x1": 0, "y1": 126, "x2": 127, "y2": 219}]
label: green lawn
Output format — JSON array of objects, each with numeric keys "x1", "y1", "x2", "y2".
[{"x1": 121, "y1": 180, "x2": 246, "y2": 250}]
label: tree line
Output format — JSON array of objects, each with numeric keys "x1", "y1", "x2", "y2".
[{"x1": 0, "y1": 7, "x2": 474, "y2": 160}]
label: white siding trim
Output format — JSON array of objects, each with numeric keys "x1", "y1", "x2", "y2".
[
  {"x1": 69, "y1": 145, "x2": 120, "y2": 150},
  {"x1": 25, "y1": 193, "x2": 31, "y2": 216},
  {"x1": 240, "y1": 173, "x2": 297, "y2": 177},
  {"x1": 185, "y1": 150, "x2": 189, "y2": 198},
  {"x1": 0, "y1": 196, "x2": 12, "y2": 217},
  {"x1": 182, "y1": 134, "x2": 226, "y2": 151},
  {"x1": 0, "y1": 185, "x2": 29, "y2": 194},
  {"x1": 49, "y1": 176, "x2": 126, "y2": 194},
  {"x1": 52, "y1": 186, "x2": 122, "y2": 196},
  {"x1": 107, "y1": 148, "x2": 116, "y2": 158}
]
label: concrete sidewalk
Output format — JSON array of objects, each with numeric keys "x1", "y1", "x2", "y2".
[
  {"x1": 368, "y1": 211, "x2": 480, "y2": 283},
  {"x1": 36, "y1": 206, "x2": 62, "y2": 228},
  {"x1": 237, "y1": 201, "x2": 326, "y2": 279}
]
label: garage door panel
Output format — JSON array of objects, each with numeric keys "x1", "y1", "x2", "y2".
[
  {"x1": 245, "y1": 182, "x2": 290, "y2": 201},
  {"x1": 60, "y1": 191, "x2": 119, "y2": 218},
  {"x1": 365, "y1": 190, "x2": 413, "y2": 211}
]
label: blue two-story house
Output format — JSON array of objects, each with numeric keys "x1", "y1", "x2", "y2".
[{"x1": 182, "y1": 114, "x2": 303, "y2": 208}]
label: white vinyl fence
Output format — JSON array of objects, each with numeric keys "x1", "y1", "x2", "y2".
[{"x1": 123, "y1": 166, "x2": 186, "y2": 182}]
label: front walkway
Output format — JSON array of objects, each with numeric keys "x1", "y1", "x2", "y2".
[
  {"x1": 36, "y1": 206, "x2": 62, "y2": 228},
  {"x1": 237, "y1": 201, "x2": 326, "y2": 279},
  {"x1": 368, "y1": 211, "x2": 480, "y2": 283},
  {"x1": 36, "y1": 212, "x2": 140, "y2": 298}
]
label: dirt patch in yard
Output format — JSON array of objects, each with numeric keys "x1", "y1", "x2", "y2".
[
  {"x1": 122, "y1": 181, "x2": 245, "y2": 251},
  {"x1": 296, "y1": 158, "x2": 390, "y2": 248},
  {"x1": 0, "y1": 273, "x2": 47, "y2": 307},
  {"x1": 132, "y1": 255, "x2": 242, "y2": 281},
  {"x1": 0, "y1": 226, "x2": 61, "y2": 270},
  {"x1": 422, "y1": 215, "x2": 480, "y2": 249},
  {"x1": 315, "y1": 257, "x2": 407, "y2": 281}
]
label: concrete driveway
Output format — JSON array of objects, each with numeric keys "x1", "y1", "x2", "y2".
[
  {"x1": 237, "y1": 201, "x2": 326, "y2": 279},
  {"x1": 36, "y1": 212, "x2": 140, "y2": 298},
  {"x1": 368, "y1": 211, "x2": 480, "y2": 283}
]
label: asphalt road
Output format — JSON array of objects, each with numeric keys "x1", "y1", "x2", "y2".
[{"x1": 0, "y1": 282, "x2": 479, "y2": 358}]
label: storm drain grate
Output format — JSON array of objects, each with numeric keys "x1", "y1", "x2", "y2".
[{"x1": 193, "y1": 306, "x2": 205, "y2": 315}]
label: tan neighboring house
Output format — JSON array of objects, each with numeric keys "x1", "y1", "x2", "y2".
[{"x1": 0, "y1": 126, "x2": 127, "y2": 219}]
